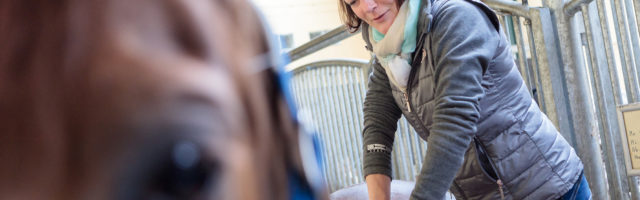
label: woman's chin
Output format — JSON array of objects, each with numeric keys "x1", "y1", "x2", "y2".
[{"x1": 370, "y1": 21, "x2": 392, "y2": 34}]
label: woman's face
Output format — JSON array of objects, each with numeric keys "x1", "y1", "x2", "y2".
[{"x1": 345, "y1": 0, "x2": 399, "y2": 34}]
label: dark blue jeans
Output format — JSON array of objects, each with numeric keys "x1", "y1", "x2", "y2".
[{"x1": 559, "y1": 172, "x2": 591, "y2": 200}]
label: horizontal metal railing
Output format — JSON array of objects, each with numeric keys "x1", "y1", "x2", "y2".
[{"x1": 288, "y1": 27, "x2": 358, "y2": 62}]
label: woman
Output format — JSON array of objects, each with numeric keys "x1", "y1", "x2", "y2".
[
  {"x1": 0, "y1": 0, "x2": 323, "y2": 199},
  {"x1": 338, "y1": 0, "x2": 590, "y2": 199}
]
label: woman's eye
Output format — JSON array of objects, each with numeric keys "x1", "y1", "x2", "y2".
[{"x1": 347, "y1": 0, "x2": 356, "y2": 6}]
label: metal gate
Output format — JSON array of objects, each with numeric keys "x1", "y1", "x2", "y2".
[{"x1": 289, "y1": 59, "x2": 428, "y2": 192}]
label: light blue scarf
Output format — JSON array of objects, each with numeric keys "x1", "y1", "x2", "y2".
[{"x1": 369, "y1": 0, "x2": 420, "y2": 90}]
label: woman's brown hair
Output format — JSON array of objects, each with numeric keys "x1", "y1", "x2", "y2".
[{"x1": 337, "y1": 0, "x2": 405, "y2": 32}]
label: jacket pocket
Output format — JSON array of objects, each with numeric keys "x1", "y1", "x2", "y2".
[
  {"x1": 474, "y1": 139, "x2": 498, "y2": 181},
  {"x1": 452, "y1": 144, "x2": 506, "y2": 199}
]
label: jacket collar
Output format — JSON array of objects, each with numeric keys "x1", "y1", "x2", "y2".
[{"x1": 416, "y1": 0, "x2": 434, "y2": 37}]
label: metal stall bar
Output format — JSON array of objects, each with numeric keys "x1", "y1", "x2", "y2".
[
  {"x1": 335, "y1": 65, "x2": 362, "y2": 184},
  {"x1": 608, "y1": 0, "x2": 632, "y2": 103},
  {"x1": 333, "y1": 66, "x2": 356, "y2": 186},
  {"x1": 513, "y1": 16, "x2": 536, "y2": 97},
  {"x1": 571, "y1": 3, "x2": 613, "y2": 199},
  {"x1": 497, "y1": 15, "x2": 509, "y2": 43},
  {"x1": 541, "y1": 0, "x2": 583, "y2": 147},
  {"x1": 592, "y1": 0, "x2": 624, "y2": 105},
  {"x1": 635, "y1": 0, "x2": 640, "y2": 57},
  {"x1": 355, "y1": 64, "x2": 373, "y2": 182},
  {"x1": 393, "y1": 120, "x2": 411, "y2": 181},
  {"x1": 324, "y1": 67, "x2": 352, "y2": 188},
  {"x1": 333, "y1": 67, "x2": 355, "y2": 189},
  {"x1": 317, "y1": 67, "x2": 344, "y2": 191},
  {"x1": 563, "y1": 0, "x2": 614, "y2": 198},
  {"x1": 525, "y1": 18, "x2": 546, "y2": 111},
  {"x1": 331, "y1": 66, "x2": 352, "y2": 186},
  {"x1": 598, "y1": 0, "x2": 639, "y2": 198},
  {"x1": 344, "y1": 67, "x2": 364, "y2": 181},
  {"x1": 293, "y1": 71, "x2": 331, "y2": 188},
  {"x1": 294, "y1": 72, "x2": 323, "y2": 186},
  {"x1": 402, "y1": 119, "x2": 418, "y2": 180},
  {"x1": 621, "y1": 0, "x2": 640, "y2": 102},
  {"x1": 626, "y1": 0, "x2": 640, "y2": 102},
  {"x1": 403, "y1": 120, "x2": 420, "y2": 180},
  {"x1": 352, "y1": 62, "x2": 369, "y2": 182},
  {"x1": 309, "y1": 69, "x2": 339, "y2": 191},
  {"x1": 349, "y1": 66, "x2": 367, "y2": 172},
  {"x1": 587, "y1": 19, "x2": 633, "y2": 199},
  {"x1": 505, "y1": 15, "x2": 518, "y2": 45},
  {"x1": 529, "y1": 8, "x2": 574, "y2": 141},
  {"x1": 304, "y1": 69, "x2": 339, "y2": 191},
  {"x1": 567, "y1": 0, "x2": 640, "y2": 197},
  {"x1": 566, "y1": 0, "x2": 637, "y2": 198},
  {"x1": 613, "y1": 0, "x2": 640, "y2": 102},
  {"x1": 391, "y1": 122, "x2": 404, "y2": 180},
  {"x1": 308, "y1": 70, "x2": 339, "y2": 191},
  {"x1": 340, "y1": 66, "x2": 358, "y2": 187},
  {"x1": 341, "y1": 66, "x2": 358, "y2": 182}
]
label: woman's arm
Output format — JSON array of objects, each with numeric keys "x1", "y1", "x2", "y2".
[
  {"x1": 366, "y1": 174, "x2": 392, "y2": 200},
  {"x1": 362, "y1": 58, "x2": 403, "y2": 199}
]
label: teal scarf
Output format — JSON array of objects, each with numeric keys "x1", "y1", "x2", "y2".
[{"x1": 369, "y1": 0, "x2": 421, "y2": 90}]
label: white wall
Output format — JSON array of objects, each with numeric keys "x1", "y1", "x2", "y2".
[{"x1": 252, "y1": 0, "x2": 371, "y2": 70}]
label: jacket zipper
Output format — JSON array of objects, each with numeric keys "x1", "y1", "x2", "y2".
[
  {"x1": 497, "y1": 179, "x2": 504, "y2": 200},
  {"x1": 403, "y1": 92, "x2": 412, "y2": 112},
  {"x1": 403, "y1": 62, "x2": 418, "y2": 113},
  {"x1": 404, "y1": 38, "x2": 426, "y2": 113},
  {"x1": 474, "y1": 138, "x2": 505, "y2": 200}
]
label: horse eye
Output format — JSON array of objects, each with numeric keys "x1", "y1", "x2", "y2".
[
  {"x1": 116, "y1": 140, "x2": 220, "y2": 200},
  {"x1": 151, "y1": 141, "x2": 218, "y2": 198}
]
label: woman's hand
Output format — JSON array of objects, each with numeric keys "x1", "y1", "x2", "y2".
[{"x1": 366, "y1": 174, "x2": 391, "y2": 200}]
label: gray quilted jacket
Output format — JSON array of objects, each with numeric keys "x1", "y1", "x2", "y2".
[{"x1": 360, "y1": 0, "x2": 584, "y2": 199}]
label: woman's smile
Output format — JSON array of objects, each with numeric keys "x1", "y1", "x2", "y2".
[
  {"x1": 347, "y1": 0, "x2": 399, "y2": 34},
  {"x1": 372, "y1": 10, "x2": 389, "y2": 22}
]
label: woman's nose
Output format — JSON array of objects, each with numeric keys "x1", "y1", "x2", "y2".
[{"x1": 362, "y1": 0, "x2": 377, "y2": 12}]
